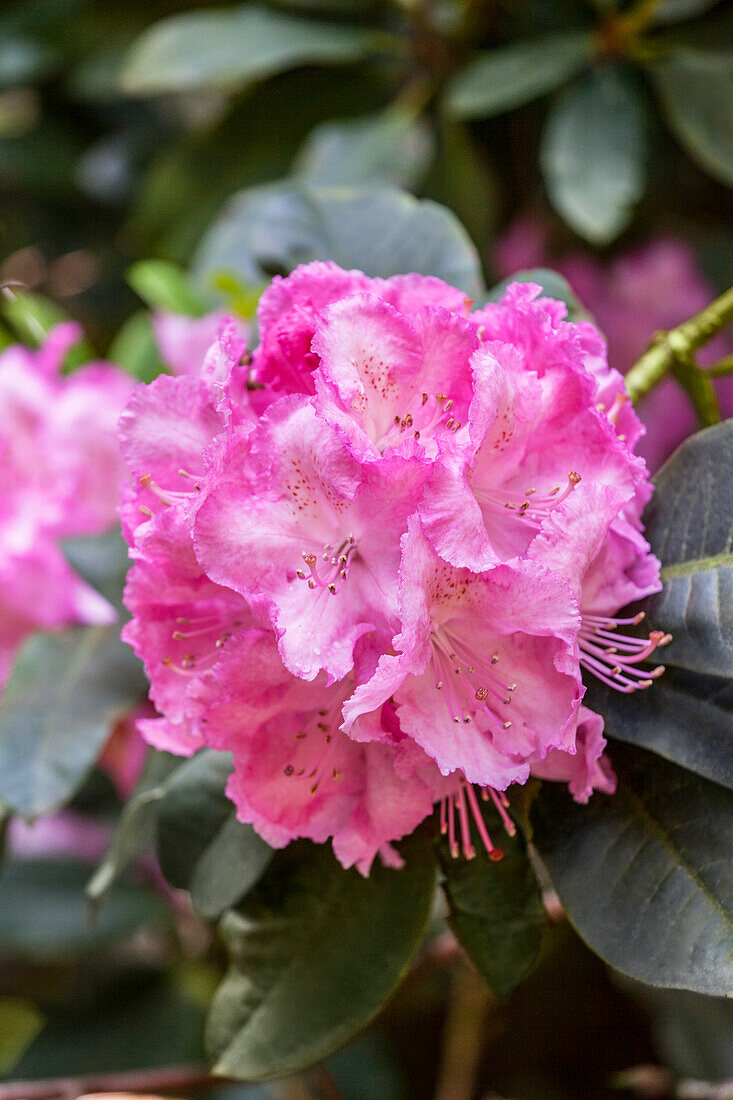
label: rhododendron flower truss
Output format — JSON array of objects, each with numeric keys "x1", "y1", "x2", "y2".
[{"x1": 119, "y1": 262, "x2": 665, "y2": 875}]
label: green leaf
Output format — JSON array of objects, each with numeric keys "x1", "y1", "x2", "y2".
[
  {"x1": 155, "y1": 750, "x2": 272, "y2": 920},
  {"x1": 652, "y1": 55, "x2": 733, "y2": 187},
  {"x1": 540, "y1": 67, "x2": 647, "y2": 244},
  {"x1": 294, "y1": 109, "x2": 434, "y2": 190},
  {"x1": 485, "y1": 268, "x2": 584, "y2": 318},
  {"x1": 0, "y1": 998, "x2": 44, "y2": 1074},
  {"x1": 643, "y1": 421, "x2": 733, "y2": 678},
  {"x1": 0, "y1": 626, "x2": 147, "y2": 819},
  {"x1": 206, "y1": 831, "x2": 437, "y2": 1079},
  {"x1": 108, "y1": 309, "x2": 166, "y2": 383},
  {"x1": 0, "y1": 859, "x2": 163, "y2": 959},
  {"x1": 532, "y1": 743, "x2": 733, "y2": 995},
  {"x1": 194, "y1": 184, "x2": 485, "y2": 298},
  {"x1": 586, "y1": 667, "x2": 733, "y2": 791},
  {"x1": 121, "y1": 4, "x2": 373, "y2": 95},
  {"x1": 437, "y1": 807, "x2": 546, "y2": 996},
  {"x1": 0, "y1": 291, "x2": 93, "y2": 369},
  {"x1": 86, "y1": 787, "x2": 165, "y2": 908},
  {"x1": 443, "y1": 33, "x2": 590, "y2": 119},
  {"x1": 654, "y1": 0, "x2": 723, "y2": 24},
  {"x1": 127, "y1": 260, "x2": 208, "y2": 316}
]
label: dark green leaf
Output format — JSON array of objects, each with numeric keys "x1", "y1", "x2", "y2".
[
  {"x1": 587, "y1": 667, "x2": 733, "y2": 790},
  {"x1": 87, "y1": 750, "x2": 179, "y2": 907},
  {"x1": 437, "y1": 807, "x2": 546, "y2": 996},
  {"x1": 155, "y1": 750, "x2": 272, "y2": 920},
  {"x1": 444, "y1": 33, "x2": 590, "y2": 119},
  {"x1": 643, "y1": 420, "x2": 733, "y2": 678},
  {"x1": 127, "y1": 260, "x2": 208, "y2": 316},
  {"x1": 11, "y1": 981, "x2": 206, "y2": 1077},
  {"x1": 532, "y1": 743, "x2": 733, "y2": 995},
  {"x1": 540, "y1": 67, "x2": 647, "y2": 243},
  {"x1": 485, "y1": 267, "x2": 584, "y2": 318},
  {"x1": 194, "y1": 184, "x2": 484, "y2": 298},
  {"x1": 0, "y1": 998, "x2": 44, "y2": 1074},
  {"x1": 206, "y1": 831, "x2": 437, "y2": 1079},
  {"x1": 0, "y1": 626, "x2": 147, "y2": 819},
  {"x1": 652, "y1": 55, "x2": 733, "y2": 187},
  {"x1": 121, "y1": 5, "x2": 373, "y2": 95},
  {"x1": 0, "y1": 859, "x2": 163, "y2": 959},
  {"x1": 294, "y1": 109, "x2": 434, "y2": 189},
  {"x1": 86, "y1": 787, "x2": 164, "y2": 908}
]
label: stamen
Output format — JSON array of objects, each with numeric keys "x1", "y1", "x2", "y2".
[
  {"x1": 579, "y1": 615, "x2": 669, "y2": 692},
  {"x1": 443, "y1": 779, "x2": 512, "y2": 862}
]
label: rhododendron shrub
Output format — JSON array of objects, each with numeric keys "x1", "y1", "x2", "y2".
[{"x1": 119, "y1": 263, "x2": 666, "y2": 875}]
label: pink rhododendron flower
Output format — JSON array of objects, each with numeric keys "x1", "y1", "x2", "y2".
[
  {"x1": 120, "y1": 263, "x2": 663, "y2": 873},
  {"x1": 1, "y1": 324, "x2": 134, "y2": 685},
  {"x1": 495, "y1": 219, "x2": 733, "y2": 469}
]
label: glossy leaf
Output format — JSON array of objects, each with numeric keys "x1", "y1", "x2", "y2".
[
  {"x1": 0, "y1": 626, "x2": 147, "y2": 819},
  {"x1": 194, "y1": 184, "x2": 485, "y2": 298},
  {"x1": 437, "y1": 806, "x2": 546, "y2": 996},
  {"x1": 121, "y1": 5, "x2": 373, "y2": 96},
  {"x1": 643, "y1": 421, "x2": 733, "y2": 678},
  {"x1": 155, "y1": 750, "x2": 272, "y2": 920},
  {"x1": 532, "y1": 744, "x2": 733, "y2": 995},
  {"x1": 206, "y1": 832, "x2": 437, "y2": 1079},
  {"x1": 294, "y1": 109, "x2": 434, "y2": 189},
  {"x1": 652, "y1": 55, "x2": 733, "y2": 187},
  {"x1": 444, "y1": 33, "x2": 590, "y2": 119},
  {"x1": 540, "y1": 67, "x2": 647, "y2": 244},
  {"x1": 586, "y1": 667, "x2": 733, "y2": 791}
]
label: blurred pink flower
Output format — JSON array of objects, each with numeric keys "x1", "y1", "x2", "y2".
[
  {"x1": 495, "y1": 219, "x2": 733, "y2": 469},
  {"x1": 1, "y1": 324, "x2": 134, "y2": 686}
]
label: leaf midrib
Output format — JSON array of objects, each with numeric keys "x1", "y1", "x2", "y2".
[
  {"x1": 617, "y1": 778, "x2": 733, "y2": 933},
  {"x1": 660, "y1": 551, "x2": 733, "y2": 580}
]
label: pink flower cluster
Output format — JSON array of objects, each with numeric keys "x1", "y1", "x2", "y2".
[
  {"x1": 1, "y1": 325, "x2": 134, "y2": 686},
  {"x1": 120, "y1": 263, "x2": 666, "y2": 874}
]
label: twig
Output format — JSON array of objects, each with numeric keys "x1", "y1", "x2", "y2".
[
  {"x1": 433, "y1": 959, "x2": 492, "y2": 1100},
  {"x1": 624, "y1": 287, "x2": 733, "y2": 404}
]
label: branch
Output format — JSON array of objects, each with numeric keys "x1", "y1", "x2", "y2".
[{"x1": 624, "y1": 287, "x2": 733, "y2": 404}]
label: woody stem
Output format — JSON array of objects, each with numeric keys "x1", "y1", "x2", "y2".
[{"x1": 624, "y1": 286, "x2": 733, "y2": 404}]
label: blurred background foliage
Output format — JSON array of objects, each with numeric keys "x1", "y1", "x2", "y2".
[
  {"x1": 1, "y1": 0, "x2": 732, "y2": 350},
  {"x1": 2, "y1": 0, "x2": 733, "y2": 1097}
]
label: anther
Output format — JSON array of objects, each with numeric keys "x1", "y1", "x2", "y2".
[{"x1": 284, "y1": 764, "x2": 294, "y2": 776}]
